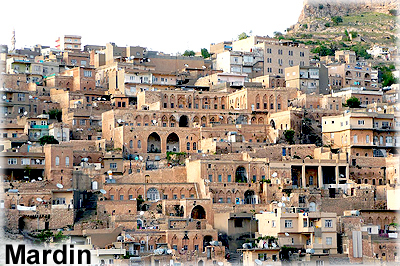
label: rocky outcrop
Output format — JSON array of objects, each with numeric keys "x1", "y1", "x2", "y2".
[{"x1": 299, "y1": 0, "x2": 398, "y2": 22}]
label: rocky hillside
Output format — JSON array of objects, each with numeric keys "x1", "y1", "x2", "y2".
[{"x1": 286, "y1": 0, "x2": 399, "y2": 46}]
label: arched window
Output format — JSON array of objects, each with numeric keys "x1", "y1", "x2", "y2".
[
  {"x1": 129, "y1": 140, "x2": 133, "y2": 148},
  {"x1": 193, "y1": 142, "x2": 197, "y2": 150},
  {"x1": 65, "y1": 156, "x2": 69, "y2": 167},
  {"x1": 187, "y1": 142, "x2": 190, "y2": 151},
  {"x1": 138, "y1": 140, "x2": 141, "y2": 149},
  {"x1": 55, "y1": 156, "x2": 60, "y2": 166},
  {"x1": 147, "y1": 188, "x2": 160, "y2": 201}
]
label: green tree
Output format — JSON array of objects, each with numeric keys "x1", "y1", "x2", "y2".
[
  {"x1": 48, "y1": 109, "x2": 62, "y2": 122},
  {"x1": 283, "y1": 129, "x2": 295, "y2": 145},
  {"x1": 39, "y1": 135, "x2": 59, "y2": 146},
  {"x1": 200, "y1": 48, "x2": 210, "y2": 59},
  {"x1": 331, "y1": 16, "x2": 343, "y2": 25},
  {"x1": 346, "y1": 97, "x2": 361, "y2": 108},
  {"x1": 377, "y1": 65, "x2": 398, "y2": 87},
  {"x1": 183, "y1": 50, "x2": 195, "y2": 57},
  {"x1": 350, "y1": 44, "x2": 371, "y2": 59},
  {"x1": 311, "y1": 45, "x2": 335, "y2": 56},
  {"x1": 273, "y1": 31, "x2": 283, "y2": 38},
  {"x1": 238, "y1": 32, "x2": 249, "y2": 40}
]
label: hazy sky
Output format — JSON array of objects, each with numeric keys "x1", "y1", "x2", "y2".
[{"x1": 0, "y1": 0, "x2": 304, "y2": 54}]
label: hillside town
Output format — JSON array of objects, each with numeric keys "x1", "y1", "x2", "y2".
[{"x1": 1, "y1": 3, "x2": 399, "y2": 266}]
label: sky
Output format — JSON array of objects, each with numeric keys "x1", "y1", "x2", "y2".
[{"x1": 0, "y1": 0, "x2": 304, "y2": 55}]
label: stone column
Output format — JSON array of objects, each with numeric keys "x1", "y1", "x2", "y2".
[
  {"x1": 302, "y1": 165, "x2": 306, "y2": 188},
  {"x1": 335, "y1": 165, "x2": 339, "y2": 188},
  {"x1": 318, "y1": 166, "x2": 323, "y2": 188}
]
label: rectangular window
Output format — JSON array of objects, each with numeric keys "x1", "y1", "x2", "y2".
[
  {"x1": 84, "y1": 70, "x2": 92, "y2": 77},
  {"x1": 120, "y1": 195, "x2": 124, "y2": 200},
  {"x1": 234, "y1": 219, "x2": 243, "y2": 227},
  {"x1": 358, "y1": 120, "x2": 364, "y2": 125},
  {"x1": 272, "y1": 220, "x2": 276, "y2": 228},
  {"x1": 218, "y1": 175, "x2": 222, "y2": 182},
  {"x1": 208, "y1": 174, "x2": 212, "y2": 182},
  {"x1": 366, "y1": 135, "x2": 370, "y2": 143},
  {"x1": 326, "y1": 237, "x2": 332, "y2": 245},
  {"x1": 325, "y1": 219, "x2": 333, "y2": 228},
  {"x1": 303, "y1": 219, "x2": 308, "y2": 228},
  {"x1": 17, "y1": 93, "x2": 25, "y2": 102},
  {"x1": 21, "y1": 158, "x2": 30, "y2": 165},
  {"x1": 110, "y1": 163, "x2": 117, "y2": 169},
  {"x1": 285, "y1": 220, "x2": 293, "y2": 228},
  {"x1": 227, "y1": 175, "x2": 231, "y2": 182},
  {"x1": 8, "y1": 158, "x2": 17, "y2": 165}
]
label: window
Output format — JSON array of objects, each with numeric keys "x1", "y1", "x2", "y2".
[
  {"x1": 138, "y1": 140, "x2": 141, "y2": 148},
  {"x1": 17, "y1": 93, "x2": 25, "y2": 101},
  {"x1": 227, "y1": 175, "x2": 231, "y2": 182},
  {"x1": 353, "y1": 135, "x2": 358, "y2": 144},
  {"x1": 8, "y1": 158, "x2": 17, "y2": 165},
  {"x1": 326, "y1": 237, "x2": 332, "y2": 245},
  {"x1": 325, "y1": 219, "x2": 333, "y2": 228},
  {"x1": 21, "y1": 158, "x2": 30, "y2": 165},
  {"x1": 285, "y1": 220, "x2": 293, "y2": 228},
  {"x1": 65, "y1": 156, "x2": 69, "y2": 166},
  {"x1": 187, "y1": 142, "x2": 190, "y2": 151},
  {"x1": 83, "y1": 70, "x2": 92, "y2": 77},
  {"x1": 55, "y1": 156, "x2": 60, "y2": 166},
  {"x1": 193, "y1": 142, "x2": 196, "y2": 150},
  {"x1": 366, "y1": 135, "x2": 370, "y2": 143},
  {"x1": 208, "y1": 174, "x2": 212, "y2": 182},
  {"x1": 80, "y1": 120, "x2": 86, "y2": 125},
  {"x1": 218, "y1": 175, "x2": 222, "y2": 182},
  {"x1": 120, "y1": 195, "x2": 124, "y2": 200},
  {"x1": 110, "y1": 163, "x2": 117, "y2": 169},
  {"x1": 272, "y1": 220, "x2": 276, "y2": 227},
  {"x1": 303, "y1": 219, "x2": 308, "y2": 227},
  {"x1": 358, "y1": 120, "x2": 365, "y2": 125},
  {"x1": 234, "y1": 219, "x2": 243, "y2": 227}
]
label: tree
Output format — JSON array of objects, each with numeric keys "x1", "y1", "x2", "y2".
[
  {"x1": 283, "y1": 129, "x2": 295, "y2": 145},
  {"x1": 183, "y1": 50, "x2": 195, "y2": 57},
  {"x1": 331, "y1": 16, "x2": 343, "y2": 25},
  {"x1": 346, "y1": 97, "x2": 361, "y2": 108},
  {"x1": 200, "y1": 48, "x2": 210, "y2": 59},
  {"x1": 238, "y1": 32, "x2": 249, "y2": 40},
  {"x1": 47, "y1": 109, "x2": 62, "y2": 122},
  {"x1": 311, "y1": 45, "x2": 335, "y2": 56},
  {"x1": 273, "y1": 31, "x2": 283, "y2": 38},
  {"x1": 39, "y1": 135, "x2": 59, "y2": 146}
]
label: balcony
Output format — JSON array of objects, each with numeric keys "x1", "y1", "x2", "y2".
[{"x1": 31, "y1": 125, "x2": 49, "y2": 129}]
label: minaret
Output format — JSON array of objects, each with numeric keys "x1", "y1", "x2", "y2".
[{"x1": 11, "y1": 29, "x2": 15, "y2": 51}]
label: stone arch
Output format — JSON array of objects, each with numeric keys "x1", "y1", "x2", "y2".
[
  {"x1": 179, "y1": 115, "x2": 189, "y2": 127},
  {"x1": 147, "y1": 188, "x2": 160, "y2": 201},
  {"x1": 166, "y1": 133, "x2": 179, "y2": 152},
  {"x1": 277, "y1": 95, "x2": 282, "y2": 110},
  {"x1": 177, "y1": 96, "x2": 185, "y2": 108},
  {"x1": 244, "y1": 190, "x2": 256, "y2": 204},
  {"x1": 269, "y1": 95, "x2": 274, "y2": 110},
  {"x1": 135, "y1": 115, "x2": 142, "y2": 126},
  {"x1": 251, "y1": 117, "x2": 257, "y2": 124},
  {"x1": 201, "y1": 116, "x2": 207, "y2": 127},
  {"x1": 227, "y1": 116, "x2": 234, "y2": 124},
  {"x1": 143, "y1": 115, "x2": 150, "y2": 126},
  {"x1": 191, "y1": 205, "x2": 206, "y2": 219},
  {"x1": 147, "y1": 132, "x2": 161, "y2": 153},
  {"x1": 258, "y1": 117, "x2": 264, "y2": 124},
  {"x1": 169, "y1": 115, "x2": 176, "y2": 127},
  {"x1": 235, "y1": 166, "x2": 247, "y2": 183},
  {"x1": 193, "y1": 116, "x2": 200, "y2": 125},
  {"x1": 255, "y1": 94, "x2": 260, "y2": 109}
]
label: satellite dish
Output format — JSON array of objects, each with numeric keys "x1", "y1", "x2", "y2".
[
  {"x1": 139, "y1": 156, "x2": 143, "y2": 160},
  {"x1": 384, "y1": 105, "x2": 387, "y2": 109},
  {"x1": 272, "y1": 172, "x2": 278, "y2": 177},
  {"x1": 36, "y1": 159, "x2": 40, "y2": 163},
  {"x1": 218, "y1": 262, "x2": 224, "y2": 266},
  {"x1": 282, "y1": 203, "x2": 286, "y2": 207},
  {"x1": 29, "y1": 95, "x2": 33, "y2": 99},
  {"x1": 2, "y1": 95, "x2": 6, "y2": 99},
  {"x1": 272, "y1": 243, "x2": 277, "y2": 248},
  {"x1": 107, "y1": 170, "x2": 112, "y2": 174},
  {"x1": 281, "y1": 196, "x2": 286, "y2": 201},
  {"x1": 368, "y1": 109, "x2": 372, "y2": 112},
  {"x1": 152, "y1": 120, "x2": 157, "y2": 124},
  {"x1": 340, "y1": 174, "x2": 344, "y2": 177},
  {"x1": 167, "y1": 249, "x2": 173, "y2": 254},
  {"x1": 56, "y1": 183, "x2": 63, "y2": 189},
  {"x1": 278, "y1": 202, "x2": 282, "y2": 207},
  {"x1": 117, "y1": 236, "x2": 124, "y2": 241},
  {"x1": 36, "y1": 198, "x2": 43, "y2": 202},
  {"x1": 100, "y1": 189, "x2": 107, "y2": 194},
  {"x1": 38, "y1": 177, "x2": 42, "y2": 181},
  {"x1": 264, "y1": 243, "x2": 269, "y2": 249},
  {"x1": 23, "y1": 111, "x2": 28, "y2": 115},
  {"x1": 117, "y1": 119, "x2": 122, "y2": 123},
  {"x1": 378, "y1": 107, "x2": 382, "y2": 111},
  {"x1": 255, "y1": 259, "x2": 262, "y2": 265},
  {"x1": 287, "y1": 197, "x2": 290, "y2": 202},
  {"x1": 139, "y1": 211, "x2": 144, "y2": 215},
  {"x1": 285, "y1": 232, "x2": 290, "y2": 236}
]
